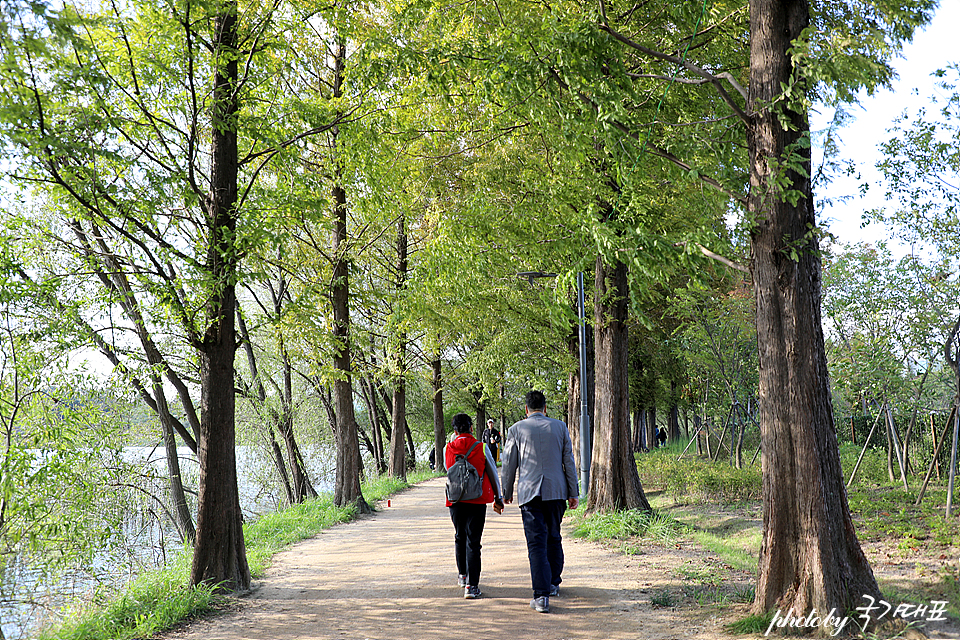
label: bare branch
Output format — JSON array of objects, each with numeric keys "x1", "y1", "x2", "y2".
[
  {"x1": 677, "y1": 241, "x2": 750, "y2": 274},
  {"x1": 599, "y1": 24, "x2": 750, "y2": 124}
]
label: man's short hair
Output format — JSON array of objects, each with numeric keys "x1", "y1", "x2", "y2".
[
  {"x1": 452, "y1": 413, "x2": 473, "y2": 433},
  {"x1": 525, "y1": 390, "x2": 546, "y2": 411}
]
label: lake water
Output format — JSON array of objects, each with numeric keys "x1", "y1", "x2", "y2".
[{"x1": 0, "y1": 444, "x2": 338, "y2": 640}]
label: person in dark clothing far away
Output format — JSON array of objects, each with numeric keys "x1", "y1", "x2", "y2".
[{"x1": 482, "y1": 418, "x2": 502, "y2": 463}]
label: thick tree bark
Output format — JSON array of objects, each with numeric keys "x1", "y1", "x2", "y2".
[
  {"x1": 330, "y1": 179, "x2": 369, "y2": 510},
  {"x1": 474, "y1": 393, "x2": 487, "y2": 434},
  {"x1": 749, "y1": 0, "x2": 879, "y2": 616},
  {"x1": 631, "y1": 408, "x2": 643, "y2": 452},
  {"x1": 190, "y1": 0, "x2": 249, "y2": 593},
  {"x1": 586, "y1": 255, "x2": 650, "y2": 513}
]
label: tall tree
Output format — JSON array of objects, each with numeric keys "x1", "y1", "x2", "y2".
[
  {"x1": 587, "y1": 252, "x2": 651, "y2": 512},
  {"x1": 189, "y1": 0, "x2": 249, "y2": 591},
  {"x1": 0, "y1": 0, "x2": 355, "y2": 589},
  {"x1": 746, "y1": 0, "x2": 886, "y2": 617}
]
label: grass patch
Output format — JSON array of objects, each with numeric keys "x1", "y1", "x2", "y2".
[
  {"x1": 571, "y1": 507, "x2": 686, "y2": 545},
  {"x1": 686, "y1": 526, "x2": 760, "y2": 573},
  {"x1": 846, "y1": 486, "x2": 960, "y2": 546},
  {"x1": 244, "y1": 494, "x2": 356, "y2": 577},
  {"x1": 35, "y1": 468, "x2": 437, "y2": 640},
  {"x1": 636, "y1": 444, "x2": 762, "y2": 504},
  {"x1": 650, "y1": 588, "x2": 677, "y2": 607},
  {"x1": 727, "y1": 612, "x2": 774, "y2": 635},
  {"x1": 35, "y1": 556, "x2": 216, "y2": 640}
]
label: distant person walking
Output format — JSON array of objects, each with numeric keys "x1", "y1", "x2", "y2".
[
  {"x1": 656, "y1": 427, "x2": 667, "y2": 447},
  {"x1": 482, "y1": 418, "x2": 502, "y2": 463},
  {"x1": 444, "y1": 413, "x2": 503, "y2": 599},
  {"x1": 500, "y1": 391, "x2": 579, "y2": 613}
]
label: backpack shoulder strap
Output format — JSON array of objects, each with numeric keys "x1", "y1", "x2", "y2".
[{"x1": 464, "y1": 441, "x2": 483, "y2": 479}]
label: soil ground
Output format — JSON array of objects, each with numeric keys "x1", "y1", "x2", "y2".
[{"x1": 161, "y1": 478, "x2": 960, "y2": 640}]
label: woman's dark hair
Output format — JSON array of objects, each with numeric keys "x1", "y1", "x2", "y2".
[{"x1": 452, "y1": 413, "x2": 473, "y2": 433}]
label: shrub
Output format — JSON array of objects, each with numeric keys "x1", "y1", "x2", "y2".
[{"x1": 636, "y1": 447, "x2": 761, "y2": 503}]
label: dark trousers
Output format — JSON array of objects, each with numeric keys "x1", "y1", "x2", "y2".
[
  {"x1": 449, "y1": 502, "x2": 487, "y2": 587},
  {"x1": 520, "y1": 497, "x2": 566, "y2": 597}
]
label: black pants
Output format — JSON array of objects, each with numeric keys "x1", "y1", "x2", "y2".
[
  {"x1": 520, "y1": 497, "x2": 566, "y2": 597},
  {"x1": 449, "y1": 502, "x2": 487, "y2": 587}
]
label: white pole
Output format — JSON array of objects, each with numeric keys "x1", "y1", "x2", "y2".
[{"x1": 946, "y1": 401, "x2": 959, "y2": 517}]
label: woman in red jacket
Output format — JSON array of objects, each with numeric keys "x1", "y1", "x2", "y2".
[{"x1": 445, "y1": 413, "x2": 503, "y2": 599}]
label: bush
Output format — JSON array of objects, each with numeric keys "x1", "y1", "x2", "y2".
[
  {"x1": 636, "y1": 446, "x2": 761, "y2": 503},
  {"x1": 838, "y1": 442, "x2": 890, "y2": 486}
]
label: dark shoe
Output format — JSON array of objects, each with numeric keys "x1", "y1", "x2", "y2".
[
  {"x1": 457, "y1": 574, "x2": 467, "y2": 588},
  {"x1": 549, "y1": 584, "x2": 560, "y2": 597},
  {"x1": 464, "y1": 585, "x2": 482, "y2": 599},
  {"x1": 530, "y1": 595, "x2": 549, "y2": 613}
]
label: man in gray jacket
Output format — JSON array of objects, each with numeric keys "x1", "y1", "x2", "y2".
[{"x1": 501, "y1": 390, "x2": 579, "y2": 613}]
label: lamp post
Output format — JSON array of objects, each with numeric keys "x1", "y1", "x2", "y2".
[
  {"x1": 576, "y1": 271, "x2": 591, "y2": 498},
  {"x1": 518, "y1": 270, "x2": 592, "y2": 498}
]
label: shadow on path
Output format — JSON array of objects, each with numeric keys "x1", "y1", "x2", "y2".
[{"x1": 163, "y1": 478, "x2": 720, "y2": 640}]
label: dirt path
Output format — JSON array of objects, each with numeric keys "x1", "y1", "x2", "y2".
[
  {"x1": 162, "y1": 478, "x2": 959, "y2": 640},
  {"x1": 163, "y1": 478, "x2": 740, "y2": 640}
]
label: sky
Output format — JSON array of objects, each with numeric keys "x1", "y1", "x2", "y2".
[{"x1": 814, "y1": 1, "x2": 960, "y2": 250}]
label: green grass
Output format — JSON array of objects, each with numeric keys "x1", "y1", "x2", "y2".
[
  {"x1": 35, "y1": 554, "x2": 216, "y2": 640},
  {"x1": 571, "y1": 506, "x2": 686, "y2": 545},
  {"x1": 635, "y1": 441, "x2": 960, "y2": 632},
  {"x1": 635, "y1": 443, "x2": 762, "y2": 504},
  {"x1": 35, "y1": 467, "x2": 439, "y2": 640},
  {"x1": 726, "y1": 612, "x2": 774, "y2": 635}
]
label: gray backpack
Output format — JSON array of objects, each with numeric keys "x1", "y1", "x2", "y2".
[{"x1": 446, "y1": 442, "x2": 484, "y2": 502}]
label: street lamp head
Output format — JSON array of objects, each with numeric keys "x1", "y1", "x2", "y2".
[{"x1": 517, "y1": 271, "x2": 558, "y2": 286}]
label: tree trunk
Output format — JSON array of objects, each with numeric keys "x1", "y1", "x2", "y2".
[
  {"x1": 157, "y1": 380, "x2": 195, "y2": 544},
  {"x1": 669, "y1": 386, "x2": 681, "y2": 443},
  {"x1": 645, "y1": 407, "x2": 656, "y2": 452},
  {"x1": 586, "y1": 255, "x2": 650, "y2": 513},
  {"x1": 389, "y1": 214, "x2": 408, "y2": 480},
  {"x1": 330, "y1": 179, "x2": 368, "y2": 509},
  {"x1": 749, "y1": 0, "x2": 879, "y2": 616},
  {"x1": 267, "y1": 425, "x2": 295, "y2": 506},
  {"x1": 328, "y1": 36, "x2": 369, "y2": 513},
  {"x1": 734, "y1": 410, "x2": 746, "y2": 470},
  {"x1": 432, "y1": 354, "x2": 445, "y2": 471},
  {"x1": 404, "y1": 421, "x2": 417, "y2": 470},
  {"x1": 360, "y1": 377, "x2": 386, "y2": 473},
  {"x1": 279, "y1": 349, "x2": 317, "y2": 502},
  {"x1": 475, "y1": 393, "x2": 487, "y2": 435},
  {"x1": 631, "y1": 408, "x2": 643, "y2": 453},
  {"x1": 389, "y1": 378, "x2": 407, "y2": 479},
  {"x1": 190, "y1": 0, "x2": 250, "y2": 592}
]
